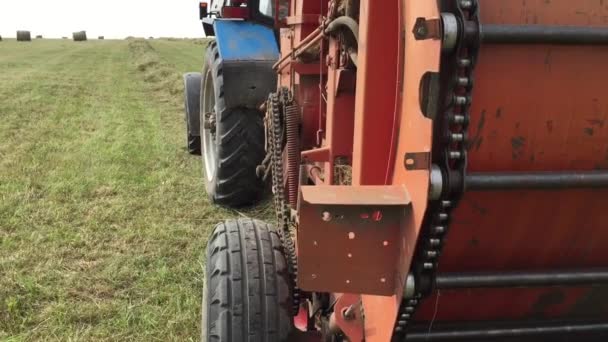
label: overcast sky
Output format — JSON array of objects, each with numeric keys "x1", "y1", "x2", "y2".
[{"x1": 0, "y1": 0, "x2": 205, "y2": 39}]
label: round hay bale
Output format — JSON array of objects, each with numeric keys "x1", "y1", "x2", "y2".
[
  {"x1": 98, "y1": 36, "x2": 105, "y2": 40},
  {"x1": 73, "y1": 31, "x2": 87, "y2": 42},
  {"x1": 17, "y1": 30, "x2": 31, "y2": 42},
  {"x1": 36, "y1": 35, "x2": 43, "y2": 39},
  {"x1": 0, "y1": 36, "x2": 3, "y2": 42}
]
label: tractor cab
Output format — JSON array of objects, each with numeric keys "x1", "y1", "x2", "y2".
[{"x1": 199, "y1": 0, "x2": 288, "y2": 36}]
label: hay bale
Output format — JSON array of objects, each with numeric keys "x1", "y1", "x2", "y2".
[
  {"x1": 36, "y1": 35, "x2": 43, "y2": 39},
  {"x1": 73, "y1": 31, "x2": 87, "y2": 42},
  {"x1": 98, "y1": 36, "x2": 105, "y2": 40},
  {"x1": 0, "y1": 36, "x2": 3, "y2": 41},
  {"x1": 17, "y1": 30, "x2": 31, "y2": 42}
]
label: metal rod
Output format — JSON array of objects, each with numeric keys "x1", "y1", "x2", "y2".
[
  {"x1": 406, "y1": 322, "x2": 608, "y2": 341},
  {"x1": 273, "y1": 26, "x2": 323, "y2": 71},
  {"x1": 465, "y1": 171, "x2": 608, "y2": 191},
  {"x1": 481, "y1": 24, "x2": 608, "y2": 45},
  {"x1": 436, "y1": 269, "x2": 608, "y2": 289}
]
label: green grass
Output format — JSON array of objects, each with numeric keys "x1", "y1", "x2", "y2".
[
  {"x1": 148, "y1": 39, "x2": 208, "y2": 74},
  {"x1": 0, "y1": 38, "x2": 269, "y2": 341}
]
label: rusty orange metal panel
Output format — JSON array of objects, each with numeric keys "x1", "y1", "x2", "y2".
[
  {"x1": 297, "y1": 185, "x2": 411, "y2": 296},
  {"x1": 351, "y1": 0, "x2": 399, "y2": 185},
  {"x1": 361, "y1": 1, "x2": 442, "y2": 341},
  {"x1": 415, "y1": 0, "x2": 608, "y2": 325}
]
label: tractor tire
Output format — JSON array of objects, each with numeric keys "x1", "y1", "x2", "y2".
[
  {"x1": 200, "y1": 41, "x2": 266, "y2": 207},
  {"x1": 202, "y1": 219, "x2": 293, "y2": 342},
  {"x1": 184, "y1": 72, "x2": 202, "y2": 155}
]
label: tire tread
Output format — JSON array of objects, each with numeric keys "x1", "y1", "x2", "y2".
[
  {"x1": 201, "y1": 44, "x2": 265, "y2": 207},
  {"x1": 204, "y1": 219, "x2": 292, "y2": 342}
]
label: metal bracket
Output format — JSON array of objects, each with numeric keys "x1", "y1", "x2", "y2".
[
  {"x1": 413, "y1": 17, "x2": 442, "y2": 41},
  {"x1": 298, "y1": 185, "x2": 412, "y2": 296},
  {"x1": 404, "y1": 152, "x2": 431, "y2": 170}
]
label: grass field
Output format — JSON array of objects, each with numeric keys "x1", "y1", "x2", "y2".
[{"x1": 0, "y1": 38, "x2": 268, "y2": 341}]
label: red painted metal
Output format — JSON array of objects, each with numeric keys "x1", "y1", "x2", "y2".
[
  {"x1": 297, "y1": 185, "x2": 411, "y2": 295},
  {"x1": 275, "y1": 0, "x2": 608, "y2": 340},
  {"x1": 333, "y1": 294, "x2": 365, "y2": 342},
  {"x1": 360, "y1": 2, "x2": 441, "y2": 340},
  {"x1": 351, "y1": 0, "x2": 399, "y2": 186},
  {"x1": 221, "y1": 5, "x2": 249, "y2": 19},
  {"x1": 414, "y1": 0, "x2": 608, "y2": 326}
]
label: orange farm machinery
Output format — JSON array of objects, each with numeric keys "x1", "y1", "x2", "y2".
[{"x1": 183, "y1": 1, "x2": 608, "y2": 341}]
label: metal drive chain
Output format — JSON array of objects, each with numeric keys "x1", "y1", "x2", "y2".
[
  {"x1": 392, "y1": 0, "x2": 480, "y2": 339},
  {"x1": 267, "y1": 89, "x2": 301, "y2": 315}
]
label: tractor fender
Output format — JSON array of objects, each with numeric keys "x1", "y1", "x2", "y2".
[
  {"x1": 212, "y1": 20, "x2": 280, "y2": 110},
  {"x1": 183, "y1": 72, "x2": 202, "y2": 137}
]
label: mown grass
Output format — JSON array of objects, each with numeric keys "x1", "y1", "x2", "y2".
[{"x1": 0, "y1": 38, "x2": 269, "y2": 340}]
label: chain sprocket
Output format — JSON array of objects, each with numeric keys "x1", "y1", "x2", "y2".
[
  {"x1": 266, "y1": 88, "x2": 301, "y2": 315},
  {"x1": 392, "y1": 0, "x2": 481, "y2": 339}
]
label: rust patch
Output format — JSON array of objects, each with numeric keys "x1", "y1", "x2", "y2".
[
  {"x1": 465, "y1": 198, "x2": 488, "y2": 216},
  {"x1": 530, "y1": 289, "x2": 566, "y2": 319},
  {"x1": 468, "y1": 237, "x2": 480, "y2": 247},
  {"x1": 467, "y1": 110, "x2": 486, "y2": 151},
  {"x1": 570, "y1": 286, "x2": 608, "y2": 316},
  {"x1": 544, "y1": 48, "x2": 553, "y2": 71},
  {"x1": 511, "y1": 136, "x2": 526, "y2": 160},
  {"x1": 587, "y1": 119, "x2": 605, "y2": 127}
]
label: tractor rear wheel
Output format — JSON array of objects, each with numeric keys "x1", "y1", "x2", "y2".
[
  {"x1": 200, "y1": 42, "x2": 265, "y2": 207},
  {"x1": 202, "y1": 219, "x2": 293, "y2": 341}
]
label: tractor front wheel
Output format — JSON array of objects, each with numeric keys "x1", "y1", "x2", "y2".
[{"x1": 202, "y1": 219, "x2": 293, "y2": 341}]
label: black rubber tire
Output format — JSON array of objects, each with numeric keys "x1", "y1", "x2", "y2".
[
  {"x1": 200, "y1": 41, "x2": 266, "y2": 207},
  {"x1": 188, "y1": 133, "x2": 202, "y2": 155},
  {"x1": 184, "y1": 72, "x2": 202, "y2": 155},
  {"x1": 202, "y1": 219, "x2": 293, "y2": 342}
]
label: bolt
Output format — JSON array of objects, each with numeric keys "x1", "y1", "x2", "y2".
[
  {"x1": 460, "y1": 0, "x2": 473, "y2": 9},
  {"x1": 426, "y1": 250, "x2": 438, "y2": 259},
  {"x1": 451, "y1": 114, "x2": 466, "y2": 124},
  {"x1": 343, "y1": 305, "x2": 356, "y2": 320},
  {"x1": 454, "y1": 95, "x2": 469, "y2": 106},
  {"x1": 416, "y1": 26, "x2": 428, "y2": 37},
  {"x1": 457, "y1": 77, "x2": 470, "y2": 87},
  {"x1": 449, "y1": 150, "x2": 463, "y2": 159},
  {"x1": 433, "y1": 226, "x2": 446, "y2": 234},
  {"x1": 204, "y1": 112, "x2": 216, "y2": 130},
  {"x1": 458, "y1": 58, "x2": 472, "y2": 68}
]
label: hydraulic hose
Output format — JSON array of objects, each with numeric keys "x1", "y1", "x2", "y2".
[{"x1": 324, "y1": 16, "x2": 359, "y2": 67}]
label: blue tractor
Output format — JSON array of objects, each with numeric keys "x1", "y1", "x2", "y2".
[{"x1": 183, "y1": 1, "x2": 283, "y2": 207}]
